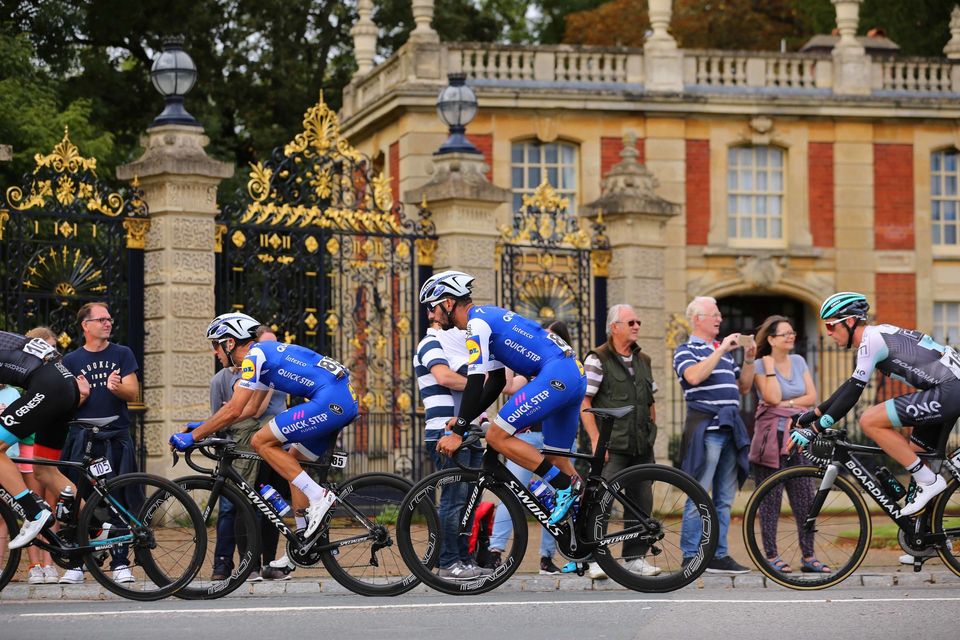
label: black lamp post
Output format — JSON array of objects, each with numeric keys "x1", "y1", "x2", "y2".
[
  {"x1": 149, "y1": 38, "x2": 199, "y2": 127},
  {"x1": 435, "y1": 72, "x2": 480, "y2": 155}
]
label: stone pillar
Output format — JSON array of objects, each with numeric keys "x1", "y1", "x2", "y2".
[
  {"x1": 582, "y1": 134, "x2": 681, "y2": 461},
  {"x1": 644, "y1": 0, "x2": 683, "y2": 92},
  {"x1": 405, "y1": 153, "x2": 510, "y2": 305},
  {"x1": 832, "y1": 0, "x2": 871, "y2": 95},
  {"x1": 117, "y1": 125, "x2": 233, "y2": 477},
  {"x1": 0, "y1": 145, "x2": 10, "y2": 162},
  {"x1": 944, "y1": 5, "x2": 960, "y2": 59},
  {"x1": 410, "y1": 0, "x2": 439, "y2": 44},
  {"x1": 351, "y1": 0, "x2": 378, "y2": 75}
]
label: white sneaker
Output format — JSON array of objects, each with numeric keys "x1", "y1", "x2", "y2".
[
  {"x1": 625, "y1": 557, "x2": 663, "y2": 576},
  {"x1": 588, "y1": 563, "x2": 607, "y2": 580},
  {"x1": 9, "y1": 510, "x2": 51, "y2": 549},
  {"x1": 27, "y1": 565, "x2": 45, "y2": 585},
  {"x1": 112, "y1": 565, "x2": 135, "y2": 584},
  {"x1": 268, "y1": 554, "x2": 295, "y2": 570},
  {"x1": 901, "y1": 475, "x2": 948, "y2": 517},
  {"x1": 59, "y1": 569, "x2": 85, "y2": 584},
  {"x1": 303, "y1": 490, "x2": 337, "y2": 539},
  {"x1": 42, "y1": 565, "x2": 59, "y2": 584},
  {"x1": 899, "y1": 548, "x2": 937, "y2": 565}
]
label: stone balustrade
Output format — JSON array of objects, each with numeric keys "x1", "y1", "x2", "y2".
[{"x1": 874, "y1": 56, "x2": 957, "y2": 92}]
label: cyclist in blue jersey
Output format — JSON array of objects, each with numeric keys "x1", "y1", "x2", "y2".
[
  {"x1": 170, "y1": 313, "x2": 359, "y2": 539},
  {"x1": 790, "y1": 292, "x2": 957, "y2": 517},
  {"x1": 425, "y1": 271, "x2": 588, "y2": 525}
]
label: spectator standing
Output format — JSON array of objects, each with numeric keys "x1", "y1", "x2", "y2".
[
  {"x1": 673, "y1": 296, "x2": 754, "y2": 574},
  {"x1": 59, "y1": 302, "x2": 140, "y2": 585},
  {"x1": 750, "y1": 315, "x2": 824, "y2": 574},
  {"x1": 581, "y1": 305, "x2": 660, "y2": 579}
]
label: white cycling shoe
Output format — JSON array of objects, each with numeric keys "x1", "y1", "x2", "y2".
[
  {"x1": 269, "y1": 554, "x2": 295, "y2": 570},
  {"x1": 303, "y1": 489, "x2": 338, "y2": 539},
  {"x1": 10, "y1": 510, "x2": 52, "y2": 549},
  {"x1": 900, "y1": 475, "x2": 947, "y2": 517}
]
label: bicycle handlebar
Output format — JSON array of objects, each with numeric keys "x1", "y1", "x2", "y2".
[{"x1": 171, "y1": 437, "x2": 235, "y2": 474}]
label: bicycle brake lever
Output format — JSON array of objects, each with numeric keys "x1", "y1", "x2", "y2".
[{"x1": 172, "y1": 451, "x2": 180, "y2": 466}]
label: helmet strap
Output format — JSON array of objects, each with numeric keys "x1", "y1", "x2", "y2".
[
  {"x1": 441, "y1": 299, "x2": 456, "y2": 327},
  {"x1": 843, "y1": 319, "x2": 856, "y2": 350}
]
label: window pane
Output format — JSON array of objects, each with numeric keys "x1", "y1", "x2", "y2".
[
  {"x1": 562, "y1": 166, "x2": 575, "y2": 188},
  {"x1": 946, "y1": 225, "x2": 957, "y2": 245},
  {"x1": 757, "y1": 171, "x2": 767, "y2": 191},
  {"x1": 739, "y1": 147, "x2": 752, "y2": 165},
  {"x1": 742, "y1": 170, "x2": 753, "y2": 190},
  {"x1": 513, "y1": 193, "x2": 524, "y2": 211},
  {"x1": 562, "y1": 145, "x2": 575, "y2": 163},
  {"x1": 947, "y1": 175, "x2": 957, "y2": 196},
  {"x1": 740, "y1": 195, "x2": 752, "y2": 214},
  {"x1": 527, "y1": 144, "x2": 539, "y2": 163},
  {"x1": 932, "y1": 175, "x2": 941, "y2": 196},
  {"x1": 511, "y1": 168, "x2": 523, "y2": 189},
  {"x1": 512, "y1": 145, "x2": 523, "y2": 163},
  {"x1": 771, "y1": 149, "x2": 783, "y2": 168},
  {"x1": 948, "y1": 303, "x2": 959, "y2": 325},
  {"x1": 728, "y1": 215, "x2": 738, "y2": 237},
  {"x1": 934, "y1": 226, "x2": 942, "y2": 244},
  {"x1": 545, "y1": 144, "x2": 558, "y2": 164},
  {"x1": 757, "y1": 217, "x2": 767, "y2": 237},
  {"x1": 945, "y1": 200, "x2": 956, "y2": 221},
  {"x1": 528, "y1": 167, "x2": 541, "y2": 186},
  {"x1": 770, "y1": 196, "x2": 782, "y2": 215},
  {"x1": 728, "y1": 148, "x2": 738, "y2": 168},
  {"x1": 728, "y1": 169, "x2": 737, "y2": 190},
  {"x1": 757, "y1": 195, "x2": 767, "y2": 214},
  {"x1": 728, "y1": 194, "x2": 737, "y2": 214},
  {"x1": 547, "y1": 167, "x2": 558, "y2": 186},
  {"x1": 771, "y1": 218, "x2": 782, "y2": 238},
  {"x1": 740, "y1": 217, "x2": 752, "y2": 238},
  {"x1": 756, "y1": 147, "x2": 767, "y2": 167},
  {"x1": 932, "y1": 152, "x2": 942, "y2": 172},
  {"x1": 933, "y1": 200, "x2": 941, "y2": 220},
  {"x1": 947, "y1": 152, "x2": 958, "y2": 173},
  {"x1": 772, "y1": 171, "x2": 783, "y2": 191}
]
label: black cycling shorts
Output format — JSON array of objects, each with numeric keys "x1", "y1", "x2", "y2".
[
  {"x1": 0, "y1": 360, "x2": 79, "y2": 452},
  {"x1": 885, "y1": 378, "x2": 960, "y2": 451}
]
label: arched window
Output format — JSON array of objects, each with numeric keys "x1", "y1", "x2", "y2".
[
  {"x1": 931, "y1": 148, "x2": 960, "y2": 245},
  {"x1": 727, "y1": 145, "x2": 785, "y2": 243},
  {"x1": 510, "y1": 140, "x2": 578, "y2": 212}
]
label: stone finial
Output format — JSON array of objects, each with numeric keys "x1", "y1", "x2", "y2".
[
  {"x1": 945, "y1": 5, "x2": 960, "y2": 59},
  {"x1": 832, "y1": 0, "x2": 865, "y2": 52},
  {"x1": 646, "y1": 0, "x2": 677, "y2": 48},
  {"x1": 409, "y1": 0, "x2": 439, "y2": 43},
  {"x1": 351, "y1": 0, "x2": 378, "y2": 74},
  {"x1": 581, "y1": 133, "x2": 680, "y2": 218},
  {"x1": 0, "y1": 145, "x2": 11, "y2": 162}
]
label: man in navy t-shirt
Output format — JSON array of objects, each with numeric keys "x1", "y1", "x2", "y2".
[{"x1": 59, "y1": 302, "x2": 140, "y2": 585}]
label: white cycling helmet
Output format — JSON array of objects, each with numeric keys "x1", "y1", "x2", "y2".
[
  {"x1": 419, "y1": 270, "x2": 475, "y2": 308},
  {"x1": 206, "y1": 312, "x2": 260, "y2": 343}
]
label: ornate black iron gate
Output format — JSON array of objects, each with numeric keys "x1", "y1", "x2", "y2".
[
  {"x1": 497, "y1": 182, "x2": 609, "y2": 357},
  {"x1": 0, "y1": 129, "x2": 150, "y2": 465},
  {"x1": 216, "y1": 98, "x2": 436, "y2": 479}
]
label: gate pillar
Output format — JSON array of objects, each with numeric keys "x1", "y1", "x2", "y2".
[
  {"x1": 118, "y1": 125, "x2": 233, "y2": 476},
  {"x1": 406, "y1": 153, "x2": 510, "y2": 305}
]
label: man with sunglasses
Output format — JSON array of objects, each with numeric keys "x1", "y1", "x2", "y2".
[
  {"x1": 790, "y1": 292, "x2": 956, "y2": 518},
  {"x1": 581, "y1": 304, "x2": 660, "y2": 579}
]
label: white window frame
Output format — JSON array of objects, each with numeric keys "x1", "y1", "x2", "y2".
[
  {"x1": 726, "y1": 145, "x2": 786, "y2": 248},
  {"x1": 933, "y1": 301, "x2": 960, "y2": 345},
  {"x1": 510, "y1": 140, "x2": 578, "y2": 213},
  {"x1": 931, "y1": 148, "x2": 960, "y2": 246}
]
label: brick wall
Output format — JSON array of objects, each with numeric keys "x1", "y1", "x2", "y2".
[
  {"x1": 686, "y1": 139, "x2": 710, "y2": 245},
  {"x1": 467, "y1": 134, "x2": 493, "y2": 181},
  {"x1": 875, "y1": 273, "x2": 916, "y2": 328},
  {"x1": 874, "y1": 143, "x2": 914, "y2": 250},
  {"x1": 809, "y1": 142, "x2": 835, "y2": 248},
  {"x1": 601, "y1": 136, "x2": 645, "y2": 178}
]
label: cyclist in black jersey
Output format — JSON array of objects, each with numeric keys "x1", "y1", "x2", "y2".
[
  {"x1": 0, "y1": 331, "x2": 86, "y2": 548},
  {"x1": 789, "y1": 292, "x2": 955, "y2": 516}
]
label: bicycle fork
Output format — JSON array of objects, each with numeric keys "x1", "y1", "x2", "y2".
[{"x1": 802, "y1": 464, "x2": 841, "y2": 534}]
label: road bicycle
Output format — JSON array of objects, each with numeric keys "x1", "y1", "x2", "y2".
[
  {"x1": 172, "y1": 436, "x2": 430, "y2": 598},
  {"x1": 0, "y1": 418, "x2": 207, "y2": 601},
  {"x1": 395, "y1": 406, "x2": 719, "y2": 595},
  {"x1": 743, "y1": 419, "x2": 960, "y2": 589}
]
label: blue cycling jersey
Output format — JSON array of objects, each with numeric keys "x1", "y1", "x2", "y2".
[
  {"x1": 237, "y1": 341, "x2": 348, "y2": 399},
  {"x1": 466, "y1": 305, "x2": 574, "y2": 378}
]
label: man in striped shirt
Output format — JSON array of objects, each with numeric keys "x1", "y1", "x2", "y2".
[
  {"x1": 414, "y1": 319, "x2": 491, "y2": 579},
  {"x1": 673, "y1": 296, "x2": 755, "y2": 575}
]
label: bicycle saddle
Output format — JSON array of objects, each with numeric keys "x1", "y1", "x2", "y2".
[
  {"x1": 70, "y1": 416, "x2": 120, "y2": 428},
  {"x1": 584, "y1": 406, "x2": 634, "y2": 419}
]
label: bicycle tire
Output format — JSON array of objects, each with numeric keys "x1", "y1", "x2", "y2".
[
  {"x1": 0, "y1": 499, "x2": 22, "y2": 592},
  {"x1": 318, "y1": 472, "x2": 422, "y2": 596},
  {"x1": 396, "y1": 467, "x2": 527, "y2": 595},
  {"x1": 743, "y1": 465, "x2": 870, "y2": 590},
  {"x1": 930, "y1": 477, "x2": 960, "y2": 577},
  {"x1": 171, "y1": 476, "x2": 261, "y2": 600},
  {"x1": 77, "y1": 473, "x2": 206, "y2": 601},
  {"x1": 591, "y1": 464, "x2": 718, "y2": 592}
]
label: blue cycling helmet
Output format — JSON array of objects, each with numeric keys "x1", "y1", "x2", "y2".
[{"x1": 819, "y1": 292, "x2": 869, "y2": 322}]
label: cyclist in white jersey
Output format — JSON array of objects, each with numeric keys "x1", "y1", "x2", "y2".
[{"x1": 790, "y1": 292, "x2": 957, "y2": 516}]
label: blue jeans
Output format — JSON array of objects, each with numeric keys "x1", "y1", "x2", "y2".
[
  {"x1": 214, "y1": 496, "x2": 237, "y2": 571},
  {"x1": 680, "y1": 429, "x2": 737, "y2": 558},
  {"x1": 489, "y1": 430, "x2": 558, "y2": 559},
  {"x1": 428, "y1": 442, "x2": 484, "y2": 568}
]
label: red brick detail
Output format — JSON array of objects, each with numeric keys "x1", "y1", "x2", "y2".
[
  {"x1": 808, "y1": 142, "x2": 835, "y2": 248},
  {"x1": 389, "y1": 141, "x2": 400, "y2": 204},
  {"x1": 686, "y1": 139, "x2": 710, "y2": 245},
  {"x1": 466, "y1": 134, "x2": 493, "y2": 181},
  {"x1": 874, "y1": 143, "x2": 914, "y2": 250},
  {"x1": 875, "y1": 273, "x2": 916, "y2": 329},
  {"x1": 601, "y1": 136, "x2": 645, "y2": 178}
]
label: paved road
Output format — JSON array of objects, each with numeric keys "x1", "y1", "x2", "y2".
[{"x1": 3, "y1": 587, "x2": 960, "y2": 640}]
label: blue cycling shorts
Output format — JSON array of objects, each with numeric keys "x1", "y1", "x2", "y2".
[
  {"x1": 268, "y1": 380, "x2": 359, "y2": 460},
  {"x1": 493, "y1": 357, "x2": 586, "y2": 451}
]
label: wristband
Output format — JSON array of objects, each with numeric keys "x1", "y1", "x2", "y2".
[
  {"x1": 451, "y1": 417, "x2": 469, "y2": 437},
  {"x1": 765, "y1": 373, "x2": 776, "y2": 377},
  {"x1": 744, "y1": 359, "x2": 755, "y2": 365}
]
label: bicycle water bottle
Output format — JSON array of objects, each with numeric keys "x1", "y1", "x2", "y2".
[
  {"x1": 529, "y1": 480, "x2": 555, "y2": 511},
  {"x1": 875, "y1": 466, "x2": 906, "y2": 500},
  {"x1": 55, "y1": 486, "x2": 76, "y2": 524},
  {"x1": 259, "y1": 484, "x2": 291, "y2": 516}
]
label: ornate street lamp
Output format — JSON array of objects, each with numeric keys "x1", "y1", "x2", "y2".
[
  {"x1": 149, "y1": 38, "x2": 199, "y2": 127},
  {"x1": 435, "y1": 72, "x2": 480, "y2": 154}
]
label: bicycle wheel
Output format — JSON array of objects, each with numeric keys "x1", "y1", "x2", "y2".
[
  {"x1": 77, "y1": 473, "x2": 206, "y2": 601},
  {"x1": 171, "y1": 476, "x2": 260, "y2": 600},
  {"x1": 318, "y1": 472, "x2": 420, "y2": 596},
  {"x1": 396, "y1": 468, "x2": 527, "y2": 595},
  {"x1": 0, "y1": 500, "x2": 22, "y2": 592},
  {"x1": 743, "y1": 465, "x2": 870, "y2": 589},
  {"x1": 591, "y1": 464, "x2": 718, "y2": 592},
  {"x1": 930, "y1": 477, "x2": 960, "y2": 577}
]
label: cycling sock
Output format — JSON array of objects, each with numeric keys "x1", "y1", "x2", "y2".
[
  {"x1": 291, "y1": 471, "x2": 326, "y2": 502},
  {"x1": 906, "y1": 458, "x2": 936, "y2": 484},
  {"x1": 295, "y1": 516, "x2": 307, "y2": 531},
  {"x1": 14, "y1": 490, "x2": 44, "y2": 521}
]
